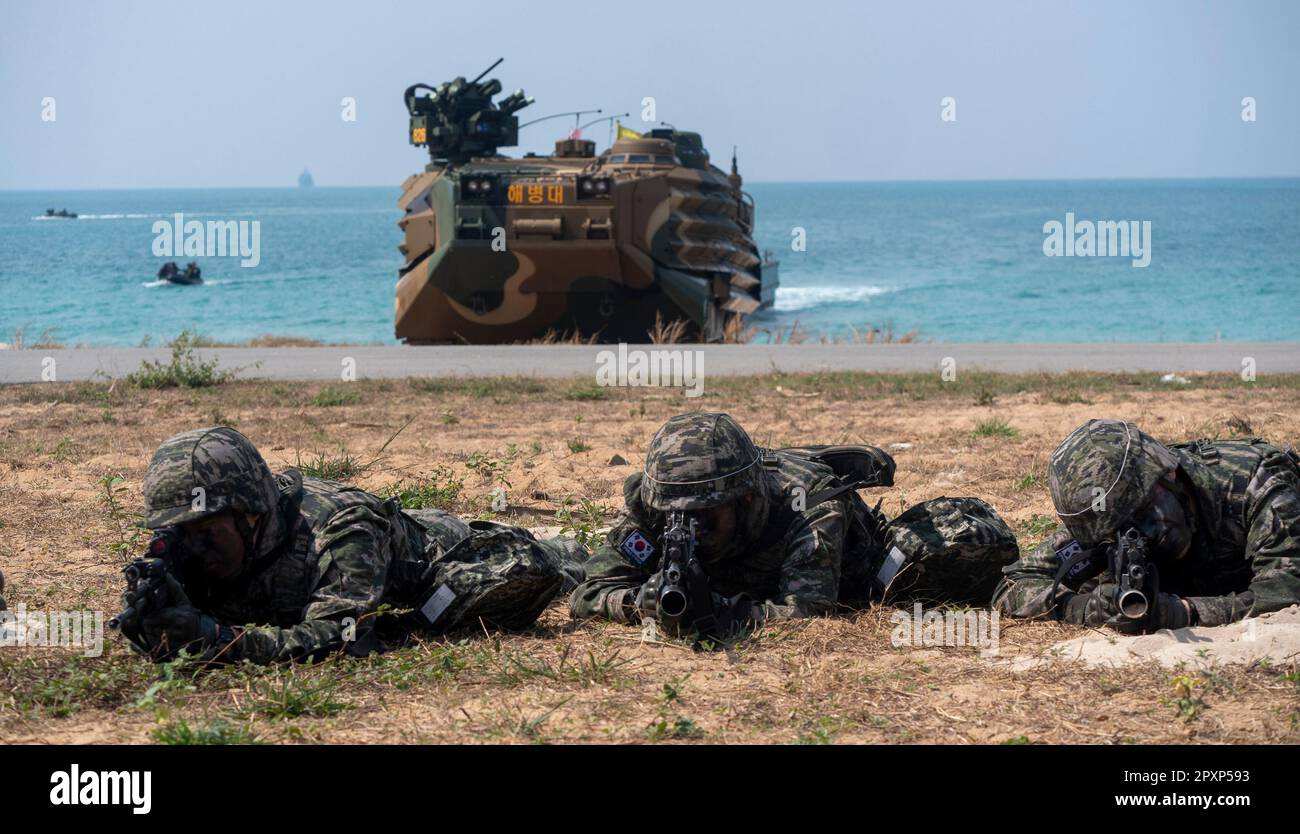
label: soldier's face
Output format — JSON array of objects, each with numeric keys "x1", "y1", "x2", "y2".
[
  {"x1": 1132, "y1": 474, "x2": 1193, "y2": 560},
  {"x1": 181, "y1": 513, "x2": 256, "y2": 581},
  {"x1": 696, "y1": 503, "x2": 738, "y2": 549}
]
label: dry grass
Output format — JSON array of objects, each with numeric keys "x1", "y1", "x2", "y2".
[
  {"x1": 134, "y1": 332, "x2": 335, "y2": 348},
  {"x1": 6, "y1": 326, "x2": 64, "y2": 350},
  {"x1": 501, "y1": 312, "x2": 920, "y2": 345},
  {"x1": 736, "y1": 318, "x2": 919, "y2": 345},
  {"x1": 648, "y1": 312, "x2": 690, "y2": 345},
  {"x1": 2, "y1": 371, "x2": 1299, "y2": 744},
  {"x1": 244, "y1": 335, "x2": 326, "y2": 348},
  {"x1": 844, "y1": 324, "x2": 920, "y2": 344},
  {"x1": 720, "y1": 314, "x2": 758, "y2": 344},
  {"x1": 526, "y1": 328, "x2": 603, "y2": 345}
]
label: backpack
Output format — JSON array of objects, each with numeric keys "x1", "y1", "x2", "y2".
[
  {"x1": 770, "y1": 445, "x2": 896, "y2": 595},
  {"x1": 774, "y1": 444, "x2": 897, "y2": 493},
  {"x1": 881, "y1": 497, "x2": 1019, "y2": 604}
]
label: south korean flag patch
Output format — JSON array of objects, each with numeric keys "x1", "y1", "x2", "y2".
[
  {"x1": 1055, "y1": 539, "x2": 1094, "y2": 581},
  {"x1": 1055, "y1": 539, "x2": 1083, "y2": 564},
  {"x1": 619, "y1": 529, "x2": 655, "y2": 565}
]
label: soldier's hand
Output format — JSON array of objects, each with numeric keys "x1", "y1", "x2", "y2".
[
  {"x1": 141, "y1": 606, "x2": 222, "y2": 659},
  {"x1": 714, "y1": 593, "x2": 762, "y2": 635},
  {"x1": 140, "y1": 576, "x2": 221, "y2": 659},
  {"x1": 115, "y1": 588, "x2": 143, "y2": 642},
  {"x1": 115, "y1": 576, "x2": 162, "y2": 643},
  {"x1": 1062, "y1": 583, "x2": 1132, "y2": 630},
  {"x1": 1153, "y1": 593, "x2": 1193, "y2": 630},
  {"x1": 633, "y1": 574, "x2": 663, "y2": 623},
  {"x1": 1063, "y1": 584, "x2": 1189, "y2": 634}
]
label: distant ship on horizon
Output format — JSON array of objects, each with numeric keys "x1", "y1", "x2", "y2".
[{"x1": 298, "y1": 168, "x2": 314, "y2": 188}]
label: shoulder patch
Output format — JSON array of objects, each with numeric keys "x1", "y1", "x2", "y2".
[
  {"x1": 619, "y1": 529, "x2": 655, "y2": 565},
  {"x1": 1055, "y1": 539, "x2": 1082, "y2": 563},
  {"x1": 419, "y1": 584, "x2": 457, "y2": 627},
  {"x1": 876, "y1": 545, "x2": 908, "y2": 587},
  {"x1": 1055, "y1": 539, "x2": 1095, "y2": 581}
]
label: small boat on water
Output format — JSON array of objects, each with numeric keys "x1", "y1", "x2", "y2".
[
  {"x1": 157, "y1": 261, "x2": 203, "y2": 285},
  {"x1": 44, "y1": 208, "x2": 77, "y2": 219}
]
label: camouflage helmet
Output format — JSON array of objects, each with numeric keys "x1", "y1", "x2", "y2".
[
  {"x1": 142, "y1": 427, "x2": 279, "y2": 529},
  {"x1": 640, "y1": 412, "x2": 765, "y2": 511},
  {"x1": 1048, "y1": 419, "x2": 1180, "y2": 547}
]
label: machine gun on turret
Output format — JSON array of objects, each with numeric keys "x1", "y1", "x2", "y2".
[{"x1": 404, "y1": 58, "x2": 535, "y2": 166}]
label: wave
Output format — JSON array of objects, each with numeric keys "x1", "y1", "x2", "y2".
[
  {"x1": 141, "y1": 278, "x2": 230, "y2": 288},
  {"x1": 772, "y1": 285, "x2": 894, "y2": 312}
]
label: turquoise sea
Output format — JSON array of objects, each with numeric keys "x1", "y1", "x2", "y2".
[{"x1": 2, "y1": 179, "x2": 1297, "y2": 345}]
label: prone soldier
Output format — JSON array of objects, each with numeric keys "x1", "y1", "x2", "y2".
[
  {"x1": 993, "y1": 419, "x2": 1300, "y2": 631},
  {"x1": 115, "y1": 426, "x2": 588, "y2": 664},
  {"x1": 571, "y1": 412, "x2": 1018, "y2": 639}
]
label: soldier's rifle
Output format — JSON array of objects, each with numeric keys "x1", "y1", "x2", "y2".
[
  {"x1": 650, "y1": 510, "x2": 720, "y2": 638},
  {"x1": 109, "y1": 528, "x2": 188, "y2": 646},
  {"x1": 1109, "y1": 527, "x2": 1157, "y2": 623}
]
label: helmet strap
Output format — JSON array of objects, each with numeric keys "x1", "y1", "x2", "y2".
[{"x1": 232, "y1": 512, "x2": 261, "y2": 568}]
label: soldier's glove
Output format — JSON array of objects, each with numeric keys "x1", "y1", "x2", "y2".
[
  {"x1": 1152, "y1": 593, "x2": 1193, "y2": 630},
  {"x1": 1061, "y1": 583, "x2": 1108, "y2": 625},
  {"x1": 713, "y1": 593, "x2": 762, "y2": 636},
  {"x1": 1061, "y1": 583, "x2": 1139, "y2": 632},
  {"x1": 610, "y1": 588, "x2": 642, "y2": 624},
  {"x1": 632, "y1": 573, "x2": 663, "y2": 624},
  {"x1": 139, "y1": 575, "x2": 223, "y2": 660},
  {"x1": 636, "y1": 573, "x2": 703, "y2": 637},
  {"x1": 1062, "y1": 585, "x2": 1191, "y2": 634}
]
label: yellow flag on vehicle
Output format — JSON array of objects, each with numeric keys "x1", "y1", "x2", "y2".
[{"x1": 616, "y1": 121, "x2": 641, "y2": 140}]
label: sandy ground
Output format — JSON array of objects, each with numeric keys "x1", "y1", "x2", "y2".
[
  {"x1": 2, "y1": 370, "x2": 1299, "y2": 744},
  {"x1": 1008, "y1": 606, "x2": 1300, "y2": 670}
]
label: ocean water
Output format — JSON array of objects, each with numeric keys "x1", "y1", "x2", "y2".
[{"x1": 2, "y1": 179, "x2": 1298, "y2": 346}]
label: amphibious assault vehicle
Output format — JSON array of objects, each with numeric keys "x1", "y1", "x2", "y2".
[{"x1": 395, "y1": 60, "x2": 777, "y2": 343}]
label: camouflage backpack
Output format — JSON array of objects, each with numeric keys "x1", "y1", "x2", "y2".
[
  {"x1": 775, "y1": 443, "x2": 897, "y2": 551},
  {"x1": 881, "y1": 497, "x2": 1019, "y2": 604},
  {"x1": 776, "y1": 444, "x2": 897, "y2": 493}
]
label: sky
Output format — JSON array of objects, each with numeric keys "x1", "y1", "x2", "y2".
[{"x1": 1, "y1": 0, "x2": 1297, "y2": 188}]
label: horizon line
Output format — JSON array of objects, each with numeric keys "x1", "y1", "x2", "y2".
[{"x1": 5, "y1": 174, "x2": 1300, "y2": 193}]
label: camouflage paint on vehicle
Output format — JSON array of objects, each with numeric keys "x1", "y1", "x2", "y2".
[{"x1": 396, "y1": 61, "x2": 778, "y2": 344}]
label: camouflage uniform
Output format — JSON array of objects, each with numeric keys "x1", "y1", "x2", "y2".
[
  {"x1": 993, "y1": 419, "x2": 1300, "y2": 627},
  {"x1": 571, "y1": 412, "x2": 1013, "y2": 628},
  {"x1": 127, "y1": 427, "x2": 586, "y2": 664}
]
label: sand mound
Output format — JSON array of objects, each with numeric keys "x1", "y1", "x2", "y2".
[{"x1": 1006, "y1": 606, "x2": 1300, "y2": 670}]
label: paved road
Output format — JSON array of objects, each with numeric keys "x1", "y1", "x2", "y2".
[{"x1": 1, "y1": 343, "x2": 1295, "y2": 383}]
